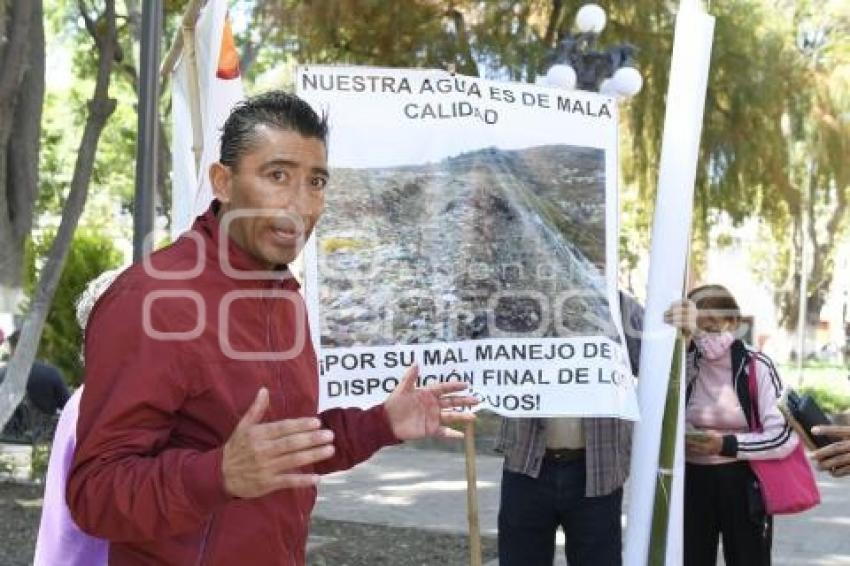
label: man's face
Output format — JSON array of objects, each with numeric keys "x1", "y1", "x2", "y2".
[{"x1": 212, "y1": 126, "x2": 329, "y2": 268}]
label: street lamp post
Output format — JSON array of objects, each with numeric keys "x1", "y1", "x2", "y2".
[
  {"x1": 541, "y1": 3, "x2": 643, "y2": 98},
  {"x1": 133, "y1": 0, "x2": 164, "y2": 261}
]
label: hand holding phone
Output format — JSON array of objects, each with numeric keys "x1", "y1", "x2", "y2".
[
  {"x1": 784, "y1": 389, "x2": 835, "y2": 449},
  {"x1": 810, "y1": 425, "x2": 850, "y2": 478},
  {"x1": 685, "y1": 428, "x2": 722, "y2": 455}
]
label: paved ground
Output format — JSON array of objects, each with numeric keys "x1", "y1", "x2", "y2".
[
  {"x1": 314, "y1": 445, "x2": 850, "y2": 565},
  {"x1": 4, "y1": 441, "x2": 848, "y2": 564}
]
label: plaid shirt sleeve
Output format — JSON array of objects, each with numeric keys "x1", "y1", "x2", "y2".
[{"x1": 496, "y1": 417, "x2": 632, "y2": 497}]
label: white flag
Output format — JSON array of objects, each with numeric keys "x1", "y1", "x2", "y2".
[{"x1": 171, "y1": 0, "x2": 245, "y2": 238}]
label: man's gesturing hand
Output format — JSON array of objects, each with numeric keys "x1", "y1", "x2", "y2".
[
  {"x1": 222, "y1": 388, "x2": 335, "y2": 498},
  {"x1": 384, "y1": 365, "x2": 479, "y2": 441},
  {"x1": 811, "y1": 425, "x2": 850, "y2": 478}
]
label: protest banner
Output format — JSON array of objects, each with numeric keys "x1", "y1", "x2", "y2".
[{"x1": 297, "y1": 66, "x2": 639, "y2": 421}]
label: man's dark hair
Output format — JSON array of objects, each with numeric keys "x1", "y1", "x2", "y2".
[
  {"x1": 7, "y1": 329, "x2": 19, "y2": 349},
  {"x1": 220, "y1": 91, "x2": 328, "y2": 169}
]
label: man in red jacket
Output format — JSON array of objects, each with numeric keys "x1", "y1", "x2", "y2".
[{"x1": 67, "y1": 91, "x2": 476, "y2": 565}]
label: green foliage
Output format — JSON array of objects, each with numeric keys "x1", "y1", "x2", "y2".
[
  {"x1": 24, "y1": 228, "x2": 122, "y2": 387},
  {"x1": 30, "y1": 443, "x2": 50, "y2": 483},
  {"x1": 0, "y1": 454, "x2": 13, "y2": 476},
  {"x1": 253, "y1": 1, "x2": 468, "y2": 69},
  {"x1": 799, "y1": 385, "x2": 850, "y2": 415},
  {"x1": 37, "y1": 89, "x2": 83, "y2": 217}
]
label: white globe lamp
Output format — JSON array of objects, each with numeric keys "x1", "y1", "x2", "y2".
[
  {"x1": 546, "y1": 64, "x2": 577, "y2": 89},
  {"x1": 611, "y1": 66, "x2": 643, "y2": 97},
  {"x1": 599, "y1": 78, "x2": 618, "y2": 96},
  {"x1": 576, "y1": 4, "x2": 606, "y2": 34}
]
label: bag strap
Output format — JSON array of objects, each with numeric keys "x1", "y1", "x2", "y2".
[{"x1": 747, "y1": 354, "x2": 763, "y2": 432}]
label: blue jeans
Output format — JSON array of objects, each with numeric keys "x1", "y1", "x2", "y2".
[{"x1": 498, "y1": 459, "x2": 623, "y2": 566}]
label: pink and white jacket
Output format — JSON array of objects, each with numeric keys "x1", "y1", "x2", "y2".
[{"x1": 686, "y1": 339, "x2": 798, "y2": 465}]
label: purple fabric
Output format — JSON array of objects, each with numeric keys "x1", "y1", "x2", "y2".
[{"x1": 33, "y1": 388, "x2": 108, "y2": 566}]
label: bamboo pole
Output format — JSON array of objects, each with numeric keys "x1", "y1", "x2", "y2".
[
  {"x1": 648, "y1": 252, "x2": 692, "y2": 565},
  {"x1": 464, "y1": 420, "x2": 482, "y2": 566},
  {"x1": 647, "y1": 336, "x2": 685, "y2": 565}
]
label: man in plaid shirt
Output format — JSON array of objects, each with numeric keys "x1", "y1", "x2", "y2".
[{"x1": 496, "y1": 292, "x2": 643, "y2": 566}]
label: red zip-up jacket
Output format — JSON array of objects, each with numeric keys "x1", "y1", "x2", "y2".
[{"x1": 67, "y1": 203, "x2": 399, "y2": 565}]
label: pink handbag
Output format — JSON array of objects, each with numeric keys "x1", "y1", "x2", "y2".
[{"x1": 746, "y1": 356, "x2": 820, "y2": 515}]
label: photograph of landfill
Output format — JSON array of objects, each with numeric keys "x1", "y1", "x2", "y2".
[{"x1": 316, "y1": 144, "x2": 613, "y2": 347}]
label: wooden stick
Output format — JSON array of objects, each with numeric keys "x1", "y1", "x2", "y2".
[
  {"x1": 464, "y1": 420, "x2": 482, "y2": 566},
  {"x1": 157, "y1": 0, "x2": 205, "y2": 172},
  {"x1": 159, "y1": 30, "x2": 184, "y2": 80},
  {"x1": 160, "y1": 0, "x2": 206, "y2": 80},
  {"x1": 182, "y1": 20, "x2": 204, "y2": 172}
]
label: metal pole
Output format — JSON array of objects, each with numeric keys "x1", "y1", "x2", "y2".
[
  {"x1": 797, "y1": 178, "x2": 808, "y2": 386},
  {"x1": 133, "y1": 0, "x2": 164, "y2": 261}
]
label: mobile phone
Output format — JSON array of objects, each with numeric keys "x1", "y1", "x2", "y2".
[
  {"x1": 685, "y1": 429, "x2": 709, "y2": 441},
  {"x1": 785, "y1": 389, "x2": 835, "y2": 449}
]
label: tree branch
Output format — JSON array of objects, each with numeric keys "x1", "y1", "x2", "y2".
[
  {"x1": 77, "y1": 0, "x2": 99, "y2": 46},
  {"x1": 0, "y1": 0, "x2": 119, "y2": 429},
  {"x1": 544, "y1": 0, "x2": 564, "y2": 47}
]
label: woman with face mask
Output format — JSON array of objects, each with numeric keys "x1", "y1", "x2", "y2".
[{"x1": 665, "y1": 284, "x2": 798, "y2": 566}]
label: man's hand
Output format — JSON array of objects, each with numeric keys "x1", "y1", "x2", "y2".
[
  {"x1": 811, "y1": 425, "x2": 850, "y2": 477},
  {"x1": 222, "y1": 388, "x2": 335, "y2": 498},
  {"x1": 664, "y1": 299, "x2": 699, "y2": 338},
  {"x1": 685, "y1": 430, "x2": 723, "y2": 456},
  {"x1": 384, "y1": 365, "x2": 479, "y2": 441}
]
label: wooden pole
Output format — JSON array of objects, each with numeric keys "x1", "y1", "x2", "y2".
[
  {"x1": 464, "y1": 420, "x2": 483, "y2": 566},
  {"x1": 160, "y1": 0, "x2": 205, "y2": 80},
  {"x1": 159, "y1": 30, "x2": 184, "y2": 81},
  {"x1": 181, "y1": 12, "x2": 204, "y2": 171}
]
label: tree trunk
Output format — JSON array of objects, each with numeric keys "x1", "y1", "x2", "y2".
[
  {"x1": 543, "y1": 0, "x2": 565, "y2": 46},
  {"x1": 0, "y1": 0, "x2": 42, "y2": 314},
  {"x1": 0, "y1": 0, "x2": 119, "y2": 428},
  {"x1": 778, "y1": 163, "x2": 847, "y2": 335}
]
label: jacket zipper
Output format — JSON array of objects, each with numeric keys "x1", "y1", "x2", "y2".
[
  {"x1": 732, "y1": 353, "x2": 748, "y2": 394},
  {"x1": 196, "y1": 514, "x2": 216, "y2": 566},
  {"x1": 268, "y1": 280, "x2": 286, "y2": 414},
  {"x1": 268, "y1": 280, "x2": 303, "y2": 553},
  {"x1": 266, "y1": 278, "x2": 305, "y2": 563}
]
